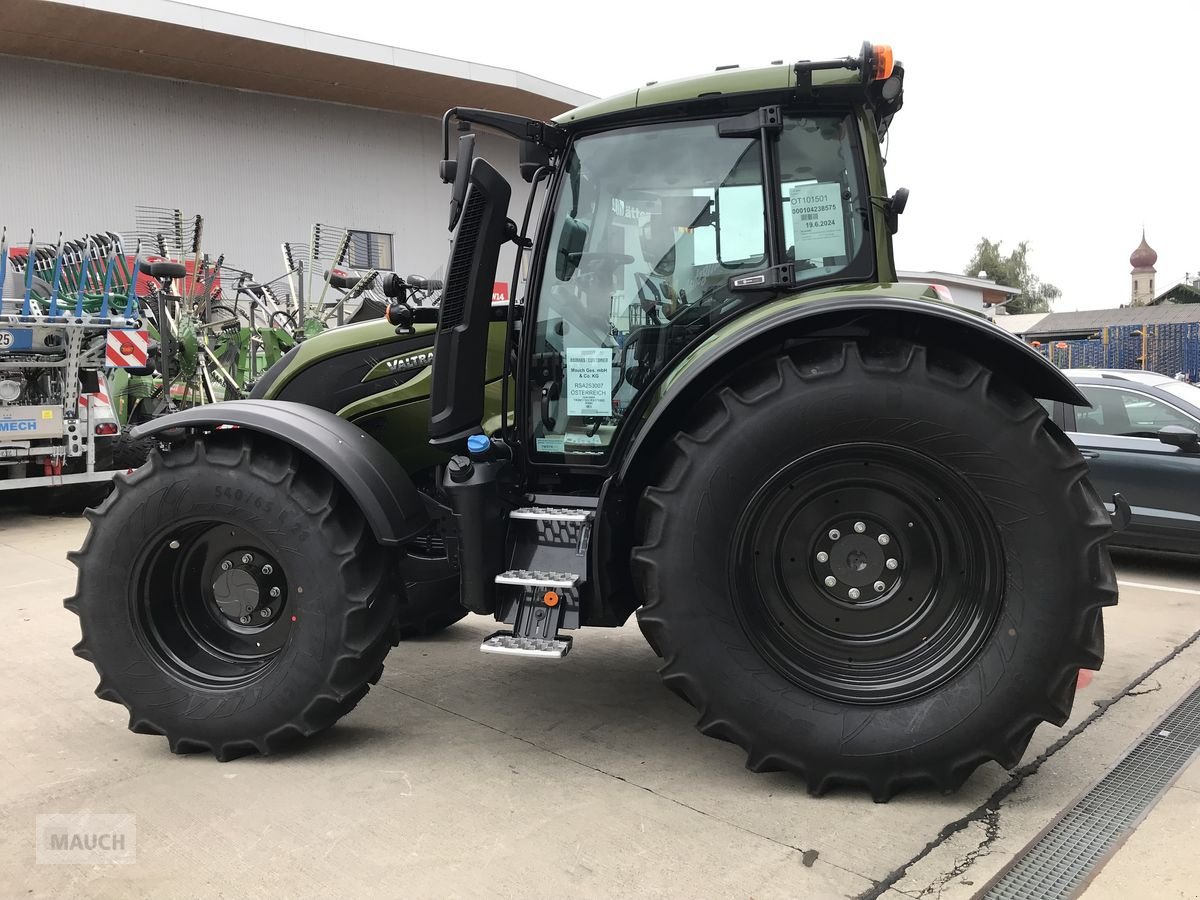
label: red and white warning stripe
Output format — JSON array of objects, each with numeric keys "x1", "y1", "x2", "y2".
[{"x1": 106, "y1": 329, "x2": 151, "y2": 368}]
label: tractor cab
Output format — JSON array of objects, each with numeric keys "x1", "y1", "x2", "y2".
[{"x1": 421, "y1": 43, "x2": 909, "y2": 653}]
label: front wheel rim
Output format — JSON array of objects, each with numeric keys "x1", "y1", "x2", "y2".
[
  {"x1": 732, "y1": 443, "x2": 1005, "y2": 705},
  {"x1": 136, "y1": 521, "x2": 295, "y2": 688}
]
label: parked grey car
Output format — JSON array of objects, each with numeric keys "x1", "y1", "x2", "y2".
[{"x1": 1041, "y1": 369, "x2": 1200, "y2": 554}]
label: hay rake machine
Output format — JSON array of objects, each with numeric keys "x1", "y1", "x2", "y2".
[
  {"x1": 0, "y1": 227, "x2": 149, "y2": 494},
  {"x1": 117, "y1": 206, "x2": 314, "y2": 415},
  {"x1": 278, "y1": 223, "x2": 391, "y2": 335}
]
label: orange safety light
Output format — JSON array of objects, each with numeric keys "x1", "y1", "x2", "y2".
[
  {"x1": 543, "y1": 591, "x2": 560, "y2": 607},
  {"x1": 1031, "y1": 341, "x2": 1042, "y2": 348},
  {"x1": 1056, "y1": 341, "x2": 1069, "y2": 349},
  {"x1": 872, "y1": 44, "x2": 895, "y2": 80}
]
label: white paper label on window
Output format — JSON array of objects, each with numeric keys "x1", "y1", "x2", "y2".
[
  {"x1": 789, "y1": 182, "x2": 846, "y2": 261},
  {"x1": 565, "y1": 432, "x2": 604, "y2": 446},
  {"x1": 565, "y1": 347, "x2": 613, "y2": 417},
  {"x1": 536, "y1": 437, "x2": 565, "y2": 454}
]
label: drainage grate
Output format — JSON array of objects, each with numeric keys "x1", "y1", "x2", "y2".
[{"x1": 980, "y1": 679, "x2": 1200, "y2": 900}]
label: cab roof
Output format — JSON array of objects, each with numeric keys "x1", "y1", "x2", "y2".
[{"x1": 553, "y1": 63, "x2": 862, "y2": 128}]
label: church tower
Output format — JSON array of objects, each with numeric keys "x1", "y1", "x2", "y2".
[{"x1": 1130, "y1": 231, "x2": 1158, "y2": 305}]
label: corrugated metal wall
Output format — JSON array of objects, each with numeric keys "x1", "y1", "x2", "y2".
[{"x1": 0, "y1": 54, "x2": 530, "y2": 287}]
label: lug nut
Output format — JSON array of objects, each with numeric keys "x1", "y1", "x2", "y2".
[
  {"x1": 220, "y1": 560, "x2": 233, "y2": 571},
  {"x1": 878, "y1": 534, "x2": 891, "y2": 546},
  {"x1": 169, "y1": 539, "x2": 180, "y2": 550},
  {"x1": 848, "y1": 588, "x2": 861, "y2": 600},
  {"x1": 261, "y1": 564, "x2": 274, "y2": 576},
  {"x1": 259, "y1": 608, "x2": 272, "y2": 619},
  {"x1": 828, "y1": 529, "x2": 841, "y2": 540},
  {"x1": 873, "y1": 581, "x2": 886, "y2": 592},
  {"x1": 269, "y1": 587, "x2": 281, "y2": 599},
  {"x1": 824, "y1": 575, "x2": 837, "y2": 587},
  {"x1": 238, "y1": 614, "x2": 252, "y2": 625},
  {"x1": 241, "y1": 553, "x2": 254, "y2": 565},
  {"x1": 853, "y1": 521, "x2": 866, "y2": 533},
  {"x1": 816, "y1": 551, "x2": 829, "y2": 563},
  {"x1": 886, "y1": 558, "x2": 898, "y2": 570}
]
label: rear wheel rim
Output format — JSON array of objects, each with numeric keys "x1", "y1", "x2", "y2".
[
  {"x1": 731, "y1": 442, "x2": 1005, "y2": 705},
  {"x1": 136, "y1": 521, "x2": 294, "y2": 688}
]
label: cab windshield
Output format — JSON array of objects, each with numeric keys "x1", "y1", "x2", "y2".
[{"x1": 527, "y1": 113, "x2": 869, "y2": 460}]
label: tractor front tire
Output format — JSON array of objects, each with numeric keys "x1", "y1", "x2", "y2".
[
  {"x1": 632, "y1": 339, "x2": 1116, "y2": 800},
  {"x1": 67, "y1": 431, "x2": 398, "y2": 760}
]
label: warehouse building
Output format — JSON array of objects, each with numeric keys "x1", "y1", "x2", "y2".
[{"x1": 1, "y1": 0, "x2": 593, "y2": 291}]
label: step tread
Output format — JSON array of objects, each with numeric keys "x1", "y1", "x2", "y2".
[
  {"x1": 480, "y1": 632, "x2": 572, "y2": 659},
  {"x1": 509, "y1": 506, "x2": 592, "y2": 522},
  {"x1": 495, "y1": 569, "x2": 580, "y2": 587}
]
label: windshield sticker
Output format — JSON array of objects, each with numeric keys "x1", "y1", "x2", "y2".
[
  {"x1": 565, "y1": 432, "x2": 604, "y2": 446},
  {"x1": 565, "y1": 347, "x2": 613, "y2": 417},
  {"x1": 789, "y1": 182, "x2": 846, "y2": 260},
  {"x1": 536, "y1": 436, "x2": 565, "y2": 454}
]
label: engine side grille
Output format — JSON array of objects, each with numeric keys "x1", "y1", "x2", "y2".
[{"x1": 439, "y1": 189, "x2": 487, "y2": 331}]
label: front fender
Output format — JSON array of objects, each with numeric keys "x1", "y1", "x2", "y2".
[
  {"x1": 618, "y1": 294, "x2": 1084, "y2": 485},
  {"x1": 131, "y1": 400, "x2": 429, "y2": 546}
]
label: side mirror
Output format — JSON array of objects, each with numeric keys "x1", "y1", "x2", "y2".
[
  {"x1": 885, "y1": 187, "x2": 909, "y2": 235},
  {"x1": 519, "y1": 140, "x2": 550, "y2": 183},
  {"x1": 555, "y1": 217, "x2": 588, "y2": 282},
  {"x1": 447, "y1": 133, "x2": 476, "y2": 230},
  {"x1": 1158, "y1": 425, "x2": 1200, "y2": 453}
]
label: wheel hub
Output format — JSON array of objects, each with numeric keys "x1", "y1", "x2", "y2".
[
  {"x1": 207, "y1": 548, "x2": 287, "y2": 625},
  {"x1": 816, "y1": 519, "x2": 904, "y2": 604},
  {"x1": 212, "y1": 568, "x2": 260, "y2": 620}
]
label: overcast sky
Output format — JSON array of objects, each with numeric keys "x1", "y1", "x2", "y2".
[{"x1": 204, "y1": 0, "x2": 1196, "y2": 311}]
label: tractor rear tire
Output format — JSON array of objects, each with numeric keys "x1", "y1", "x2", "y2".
[
  {"x1": 632, "y1": 339, "x2": 1116, "y2": 800},
  {"x1": 66, "y1": 431, "x2": 399, "y2": 760},
  {"x1": 110, "y1": 425, "x2": 155, "y2": 471}
]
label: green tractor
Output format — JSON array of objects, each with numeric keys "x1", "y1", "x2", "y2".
[{"x1": 68, "y1": 44, "x2": 1118, "y2": 799}]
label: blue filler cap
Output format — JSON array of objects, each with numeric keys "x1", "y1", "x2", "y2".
[{"x1": 467, "y1": 434, "x2": 491, "y2": 456}]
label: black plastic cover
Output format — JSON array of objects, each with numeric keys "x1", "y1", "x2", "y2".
[
  {"x1": 139, "y1": 260, "x2": 187, "y2": 280},
  {"x1": 327, "y1": 272, "x2": 359, "y2": 290},
  {"x1": 428, "y1": 157, "x2": 512, "y2": 450}
]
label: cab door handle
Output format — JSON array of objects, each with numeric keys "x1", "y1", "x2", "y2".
[{"x1": 1079, "y1": 450, "x2": 1100, "y2": 459}]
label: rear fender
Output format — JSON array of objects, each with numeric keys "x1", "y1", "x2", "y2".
[
  {"x1": 618, "y1": 295, "x2": 1084, "y2": 486},
  {"x1": 131, "y1": 400, "x2": 429, "y2": 545}
]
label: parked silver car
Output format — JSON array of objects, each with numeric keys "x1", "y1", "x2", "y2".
[{"x1": 1041, "y1": 369, "x2": 1200, "y2": 554}]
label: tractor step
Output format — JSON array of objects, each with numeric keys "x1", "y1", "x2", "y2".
[
  {"x1": 483, "y1": 506, "x2": 591, "y2": 661},
  {"x1": 495, "y1": 569, "x2": 580, "y2": 588},
  {"x1": 480, "y1": 631, "x2": 572, "y2": 659},
  {"x1": 509, "y1": 506, "x2": 592, "y2": 522}
]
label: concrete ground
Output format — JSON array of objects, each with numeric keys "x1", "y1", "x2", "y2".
[{"x1": 1, "y1": 503, "x2": 1198, "y2": 900}]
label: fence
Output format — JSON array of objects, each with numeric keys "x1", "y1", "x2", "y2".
[{"x1": 1031, "y1": 323, "x2": 1200, "y2": 381}]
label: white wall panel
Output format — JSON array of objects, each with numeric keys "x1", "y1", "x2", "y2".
[{"x1": 0, "y1": 55, "x2": 531, "y2": 291}]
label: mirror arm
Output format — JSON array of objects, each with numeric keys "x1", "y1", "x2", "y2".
[{"x1": 441, "y1": 107, "x2": 566, "y2": 175}]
